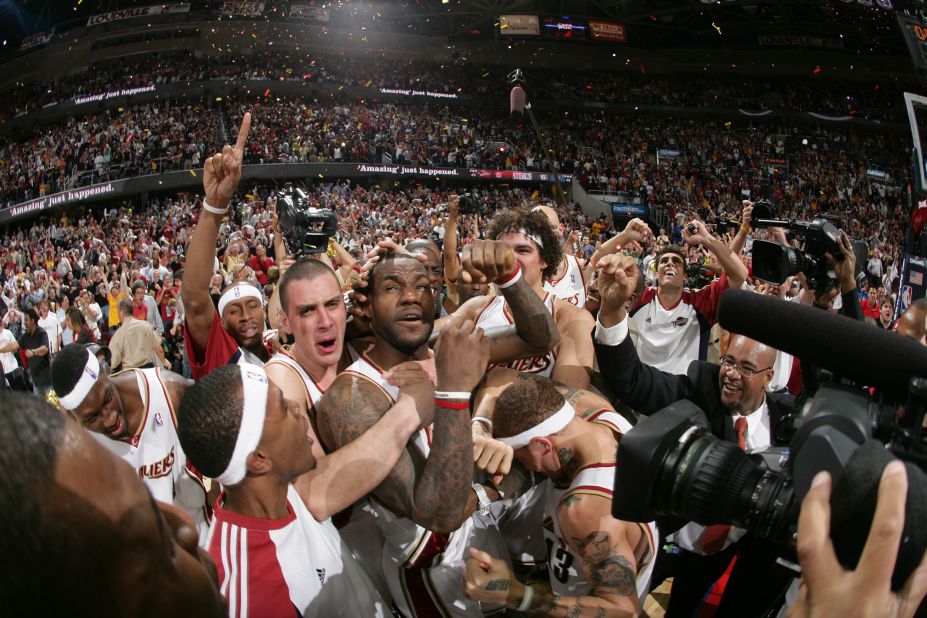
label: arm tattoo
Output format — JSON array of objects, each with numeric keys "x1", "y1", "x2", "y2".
[
  {"x1": 484, "y1": 579, "x2": 509, "y2": 592},
  {"x1": 501, "y1": 277, "x2": 559, "y2": 353},
  {"x1": 579, "y1": 531, "x2": 637, "y2": 598},
  {"x1": 558, "y1": 447, "x2": 580, "y2": 480},
  {"x1": 564, "y1": 598, "x2": 583, "y2": 618},
  {"x1": 525, "y1": 589, "x2": 559, "y2": 616},
  {"x1": 318, "y1": 373, "x2": 475, "y2": 533},
  {"x1": 593, "y1": 608, "x2": 606, "y2": 618}
]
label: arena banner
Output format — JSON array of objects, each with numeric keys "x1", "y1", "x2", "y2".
[
  {"x1": 221, "y1": 1, "x2": 265, "y2": 17},
  {"x1": 378, "y1": 87, "x2": 460, "y2": 100},
  {"x1": 499, "y1": 15, "x2": 540, "y2": 36},
  {"x1": 610, "y1": 203, "x2": 648, "y2": 216},
  {"x1": 289, "y1": 4, "x2": 330, "y2": 22},
  {"x1": 354, "y1": 164, "x2": 570, "y2": 183},
  {"x1": 72, "y1": 84, "x2": 158, "y2": 106},
  {"x1": 0, "y1": 181, "x2": 123, "y2": 224},
  {"x1": 20, "y1": 29, "x2": 55, "y2": 51},
  {"x1": 588, "y1": 20, "x2": 626, "y2": 43},
  {"x1": 86, "y1": 3, "x2": 190, "y2": 26}
]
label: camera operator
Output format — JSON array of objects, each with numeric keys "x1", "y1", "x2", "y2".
[{"x1": 592, "y1": 253, "x2": 794, "y2": 616}]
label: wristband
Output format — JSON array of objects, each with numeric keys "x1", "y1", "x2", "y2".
[
  {"x1": 202, "y1": 199, "x2": 229, "y2": 216},
  {"x1": 435, "y1": 391, "x2": 471, "y2": 400},
  {"x1": 516, "y1": 585, "x2": 534, "y2": 612},
  {"x1": 471, "y1": 416, "x2": 493, "y2": 430},
  {"x1": 497, "y1": 263, "x2": 522, "y2": 289},
  {"x1": 435, "y1": 399, "x2": 469, "y2": 411}
]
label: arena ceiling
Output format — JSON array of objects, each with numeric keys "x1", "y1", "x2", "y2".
[{"x1": 0, "y1": 0, "x2": 917, "y2": 58}]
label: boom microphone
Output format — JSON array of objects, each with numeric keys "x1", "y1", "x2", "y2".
[
  {"x1": 510, "y1": 86, "x2": 526, "y2": 115},
  {"x1": 717, "y1": 288, "x2": 927, "y2": 401}
]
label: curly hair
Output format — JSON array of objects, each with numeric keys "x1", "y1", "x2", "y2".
[
  {"x1": 493, "y1": 373, "x2": 567, "y2": 440},
  {"x1": 487, "y1": 209, "x2": 562, "y2": 281}
]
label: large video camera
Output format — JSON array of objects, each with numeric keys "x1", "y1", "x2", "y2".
[
  {"x1": 612, "y1": 290, "x2": 927, "y2": 590},
  {"x1": 275, "y1": 186, "x2": 338, "y2": 256},
  {"x1": 748, "y1": 200, "x2": 868, "y2": 293}
]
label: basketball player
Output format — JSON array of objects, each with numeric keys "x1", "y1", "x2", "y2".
[
  {"x1": 177, "y1": 364, "x2": 387, "y2": 617},
  {"x1": 464, "y1": 374, "x2": 657, "y2": 616},
  {"x1": 453, "y1": 209, "x2": 595, "y2": 389},
  {"x1": 317, "y1": 247, "x2": 557, "y2": 617},
  {"x1": 50, "y1": 343, "x2": 211, "y2": 542}
]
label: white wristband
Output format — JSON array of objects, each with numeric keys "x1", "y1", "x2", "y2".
[
  {"x1": 516, "y1": 585, "x2": 534, "y2": 612},
  {"x1": 202, "y1": 198, "x2": 229, "y2": 216},
  {"x1": 435, "y1": 391, "x2": 471, "y2": 400},
  {"x1": 471, "y1": 416, "x2": 492, "y2": 429},
  {"x1": 497, "y1": 264, "x2": 522, "y2": 289}
]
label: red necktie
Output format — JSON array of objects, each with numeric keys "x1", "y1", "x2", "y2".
[{"x1": 700, "y1": 417, "x2": 748, "y2": 553}]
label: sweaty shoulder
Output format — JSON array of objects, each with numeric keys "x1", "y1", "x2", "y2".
[
  {"x1": 554, "y1": 299, "x2": 594, "y2": 327},
  {"x1": 264, "y1": 360, "x2": 309, "y2": 407},
  {"x1": 316, "y1": 372, "x2": 393, "y2": 452},
  {"x1": 159, "y1": 369, "x2": 191, "y2": 407}
]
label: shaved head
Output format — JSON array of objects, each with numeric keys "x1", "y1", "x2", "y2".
[
  {"x1": 531, "y1": 205, "x2": 560, "y2": 232},
  {"x1": 897, "y1": 299, "x2": 927, "y2": 344}
]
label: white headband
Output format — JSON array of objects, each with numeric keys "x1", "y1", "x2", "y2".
[
  {"x1": 216, "y1": 365, "x2": 270, "y2": 486},
  {"x1": 217, "y1": 284, "x2": 263, "y2": 316},
  {"x1": 58, "y1": 352, "x2": 100, "y2": 411},
  {"x1": 517, "y1": 228, "x2": 544, "y2": 249},
  {"x1": 498, "y1": 402, "x2": 576, "y2": 449}
]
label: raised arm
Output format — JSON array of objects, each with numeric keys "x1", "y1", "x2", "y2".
[
  {"x1": 443, "y1": 196, "x2": 461, "y2": 290},
  {"x1": 584, "y1": 218, "x2": 652, "y2": 283},
  {"x1": 684, "y1": 219, "x2": 748, "y2": 289},
  {"x1": 728, "y1": 202, "x2": 753, "y2": 257},
  {"x1": 459, "y1": 239, "x2": 559, "y2": 362},
  {"x1": 182, "y1": 112, "x2": 251, "y2": 357}
]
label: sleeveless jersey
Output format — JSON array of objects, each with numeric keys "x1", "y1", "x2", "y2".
[
  {"x1": 265, "y1": 349, "x2": 326, "y2": 421},
  {"x1": 342, "y1": 354, "x2": 509, "y2": 617},
  {"x1": 476, "y1": 292, "x2": 557, "y2": 378},
  {"x1": 205, "y1": 484, "x2": 386, "y2": 618},
  {"x1": 91, "y1": 368, "x2": 210, "y2": 544},
  {"x1": 542, "y1": 463, "x2": 658, "y2": 602},
  {"x1": 545, "y1": 254, "x2": 587, "y2": 307}
]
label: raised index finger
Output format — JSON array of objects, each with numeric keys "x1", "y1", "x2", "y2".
[{"x1": 235, "y1": 112, "x2": 252, "y2": 152}]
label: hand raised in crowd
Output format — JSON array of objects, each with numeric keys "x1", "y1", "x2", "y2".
[
  {"x1": 434, "y1": 314, "x2": 490, "y2": 393},
  {"x1": 447, "y1": 194, "x2": 460, "y2": 220},
  {"x1": 683, "y1": 219, "x2": 715, "y2": 247},
  {"x1": 595, "y1": 253, "x2": 641, "y2": 326},
  {"x1": 459, "y1": 239, "x2": 517, "y2": 285},
  {"x1": 741, "y1": 200, "x2": 754, "y2": 229},
  {"x1": 203, "y1": 112, "x2": 251, "y2": 209},
  {"x1": 617, "y1": 217, "x2": 653, "y2": 246},
  {"x1": 826, "y1": 230, "x2": 858, "y2": 294},
  {"x1": 786, "y1": 462, "x2": 927, "y2": 618}
]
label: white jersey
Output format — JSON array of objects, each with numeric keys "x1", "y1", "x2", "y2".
[
  {"x1": 545, "y1": 254, "x2": 587, "y2": 307},
  {"x1": 206, "y1": 484, "x2": 386, "y2": 618},
  {"x1": 91, "y1": 368, "x2": 210, "y2": 544},
  {"x1": 543, "y1": 462, "x2": 658, "y2": 602},
  {"x1": 343, "y1": 354, "x2": 509, "y2": 617},
  {"x1": 476, "y1": 292, "x2": 557, "y2": 378},
  {"x1": 265, "y1": 349, "x2": 326, "y2": 420}
]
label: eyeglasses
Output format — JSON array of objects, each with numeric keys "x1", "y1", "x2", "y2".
[{"x1": 719, "y1": 356, "x2": 773, "y2": 378}]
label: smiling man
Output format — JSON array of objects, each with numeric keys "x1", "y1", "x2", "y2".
[
  {"x1": 50, "y1": 343, "x2": 210, "y2": 542},
  {"x1": 0, "y1": 392, "x2": 226, "y2": 617}
]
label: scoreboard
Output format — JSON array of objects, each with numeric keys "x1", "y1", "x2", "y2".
[
  {"x1": 542, "y1": 16, "x2": 587, "y2": 40},
  {"x1": 898, "y1": 13, "x2": 927, "y2": 71}
]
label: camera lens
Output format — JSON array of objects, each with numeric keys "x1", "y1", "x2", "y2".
[{"x1": 653, "y1": 427, "x2": 795, "y2": 543}]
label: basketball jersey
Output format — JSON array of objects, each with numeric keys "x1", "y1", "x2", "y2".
[
  {"x1": 91, "y1": 368, "x2": 210, "y2": 544},
  {"x1": 205, "y1": 484, "x2": 386, "y2": 618},
  {"x1": 342, "y1": 354, "x2": 509, "y2": 617},
  {"x1": 545, "y1": 254, "x2": 587, "y2": 307},
  {"x1": 265, "y1": 349, "x2": 326, "y2": 421},
  {"x1": 476, "y1": 293, "x2": 557, "y2": 378},
  {"x1": 543, "y1": 463, "x2": 658, "y2": 602}
]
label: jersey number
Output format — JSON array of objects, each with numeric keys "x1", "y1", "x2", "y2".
[{"x1": 545, "y1": 538, "x2": 574, "y2": 584}]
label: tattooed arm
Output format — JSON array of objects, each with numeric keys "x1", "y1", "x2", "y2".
[{"x1": 280, "y1": 363, "x2": 431, "y2": 521}]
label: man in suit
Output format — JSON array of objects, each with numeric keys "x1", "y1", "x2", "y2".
[{"x1": 591, "y1": 252, "x2": 795, "y2": 617}]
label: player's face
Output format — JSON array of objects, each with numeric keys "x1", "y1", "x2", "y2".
[
  {"x1": 657, "y1": 253, "x2": 685, "y2": 289},
  {"x1": 366, "y1": 259, "x2": 435, "y2": 356},
  {"x1": 50, "y1": 415, "x2": 226, "y2": 616},
  {"x1": 280, "y1": 274, "x2": 346, "y2": 373},
  {"x1": 411, "y1": 248, "x2": 444, "y2": 299},
  {"x1": 498, "y1": 232, "x2": 547, "y2": 288},
  {"x1": 73, "y1": 376, "x2": 130, "y2": 440},
  {"x1": 221, "y1": 297, "x2": 266, "y2": 349},
  {"x1": 513, "y1": 439, "x2": 559, "y2": 478},
  {"x1": 259, "y1": 381, "x2": 316, "y2": 477}
]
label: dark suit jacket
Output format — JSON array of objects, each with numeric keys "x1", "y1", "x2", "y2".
[{"x1": 594, "y1": 334, "x2": 794, "y2": 445}]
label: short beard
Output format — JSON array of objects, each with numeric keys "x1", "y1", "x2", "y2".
[{"x1": 373, "y1": 320, "x2": 434, "y2": 358}]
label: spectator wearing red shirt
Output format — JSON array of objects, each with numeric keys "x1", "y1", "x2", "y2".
[{"x1": 248, "y1": 244, "x2": 275, "y2": 286}]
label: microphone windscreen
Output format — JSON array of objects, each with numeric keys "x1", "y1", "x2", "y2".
[
  {"x1": 718, "y1": 289, "x2": 927, "y2": 401},
  {"x1": 829, "y1": 441, "x2": 927, "y2": 590},
  {"x1": 510, "y1": 86, "x2": 526, "y2": 115}
]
